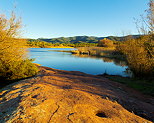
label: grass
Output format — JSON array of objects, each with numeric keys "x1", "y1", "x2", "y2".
[
  {"x1": 48, "y1": 50, "x2": 73, "y2": 53},
  {"x1": 70, "y1": 47, "x2": 126, "y2": 62},
  {"x1": 107, "y1": 76, "x2": 154, "y2": 96}
]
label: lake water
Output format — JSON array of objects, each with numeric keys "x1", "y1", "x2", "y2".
[{"x1": 29, "y1": 48, "x2": 128, "y2": 77}]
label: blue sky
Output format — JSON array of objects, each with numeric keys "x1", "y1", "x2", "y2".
[{"x1": 0, "y1": 0, "x2": 149, "y2": 39}]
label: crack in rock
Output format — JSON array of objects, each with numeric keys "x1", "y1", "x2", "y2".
[
  {"x1": 48, "y1": 104, "x2": 60, "y2": 123},
  {"x1": 67, "y1": 113, "x2": 75, "y2": 123}
]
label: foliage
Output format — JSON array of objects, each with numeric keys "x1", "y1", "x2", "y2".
[
  {"x1": 117, "y1": 1, "x2": 154, "y2": 78},
  {"x1": 39, "y1": 36, "x2": 99, "y2": 43},
  {"x1": 0, "y1": 12, "x2": 38, "y2": 80},
  {"x1": 27, "y1": 40, "x2": 98, "y2": 48},
  {"x1": 0, "y1": 59, "x2": 38, "y2": 80},
  {"x1": 71, "y1": 47, "x2": 123, "y2": 61},
  {"x1": 118, "y1": 36, "x2": 154, "y2": 78},
  {"x1": 29, "y1": 35, "x2": 140, "y2": 45},
  {"x1": 27, "y1": 40, "x2": 54, "y2": 48},
  {"x1": 98, "y1": 38, "x2": 114, "y2": 47},
  {"x1": 27, "y1": 35, "x2": 141, "y2": 48},
  {"x1": 108, "y1": 76, "x2": 154, "y2": 96}
]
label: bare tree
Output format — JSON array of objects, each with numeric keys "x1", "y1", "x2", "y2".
[{"x1": 147, "y1": 0, "x2": 154, "y2": 34}]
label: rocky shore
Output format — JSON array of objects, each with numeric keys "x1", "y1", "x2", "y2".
[{"x1": 0, "y1": 66, "x2": 153, "y2": 123}]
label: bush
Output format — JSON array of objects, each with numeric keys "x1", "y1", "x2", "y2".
[
  {"x1": 98, "y1": 38, "x2": 114, "y2": 47},
  {"x1": 118, "y1": 36, "x2": 154, "y2": 78},
  {"x1": 0, "y1": 59, "x2": 38, "y2": 80},
  {"x1": 117, "y1": 0, "x2": 154, "y2": 78},
  {"x1": 0, "y1": 12, "x2": 38, "y2": 81}
]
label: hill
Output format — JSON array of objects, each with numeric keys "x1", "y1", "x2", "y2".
[{"x1": 29, "y1": 35, "x2": 140, "y2": 44}]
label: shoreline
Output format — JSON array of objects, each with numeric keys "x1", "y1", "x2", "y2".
[
  {"x1": 28, "y1": 46, "x2": 74, "y2": 48},
  {"x1": 0, "y1": 65, "x2": 153, "y2": 122},
  {"x1": 35, "y1": 65, "x2": 153, "y2": 96}
]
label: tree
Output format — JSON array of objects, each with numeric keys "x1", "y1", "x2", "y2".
[
  {"x1": 135, "y1": 0, "x2": 154, "y2": 35},
  {"x1": 98, "y1": 38, "x2": 114, "y2": 47},
  {"x1": 0, "y1": 12, "x2": 38, "y2": 80},
  {"x1": 118, "y1": 0, "x2": 154, "y2": 78},
  {"x1": 146, "y1": 0, "x2": 154, "y2": 34}
]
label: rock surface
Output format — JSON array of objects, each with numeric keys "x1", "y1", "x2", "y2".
[{"x1": 0, "y1": 66, "x2": 153, "y2": 123}]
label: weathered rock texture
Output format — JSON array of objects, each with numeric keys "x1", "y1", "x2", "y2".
[{"x1": 0, "y1": 66, "x2": 153, "y2": 123}]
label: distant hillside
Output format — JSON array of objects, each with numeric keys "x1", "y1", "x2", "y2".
[{"x1": 29, "y1": 35, "x2": 140, "y2": 44}]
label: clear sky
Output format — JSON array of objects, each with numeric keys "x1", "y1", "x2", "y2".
[{"x1": 0, "y1": 0, "x2": 149, "y2": 39}]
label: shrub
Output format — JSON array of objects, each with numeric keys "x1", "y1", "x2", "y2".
[
  {"x1": 118, "y1": 36, "x2": 154, "y2": 78},
  {"x1": 0, "y1": 12, "x2": 38, "y2": 81},
  {"x1": 98, "y1": 38, "x2": 114, "y2": 47},
  {"x1": 117, "y1": 0, "x2": 154, "y2": 78},
  {"x1": 0, "y1": 59, "x2": 38, "y2": 80}
]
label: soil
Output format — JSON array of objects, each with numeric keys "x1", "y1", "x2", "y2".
[{"x1": 0, "y1": 66, "x2": 153, "y2": 123}]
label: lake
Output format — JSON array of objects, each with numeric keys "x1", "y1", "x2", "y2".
[{"x1": 29, "y1": 48, "x2": 129, "y2": 77}]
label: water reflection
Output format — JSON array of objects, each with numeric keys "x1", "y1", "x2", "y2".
[
  {"x1": 71, "y1": 54, "x2": 127, "y2": 67},
  {"x1": 29, "y1": 48, "x2": 129, "y2": 77}
]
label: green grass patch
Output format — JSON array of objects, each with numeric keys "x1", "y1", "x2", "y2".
[{"x1": 107, "y1": 76, "x2": 154, "y2": 96}]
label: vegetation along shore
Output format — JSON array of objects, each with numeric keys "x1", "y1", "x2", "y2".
[{"x1": 0, "y1": 0, "x2": 154, "y2": 122}]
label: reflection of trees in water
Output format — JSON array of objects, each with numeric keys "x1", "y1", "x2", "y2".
[
  {"x1": 102, "y1": 57, "x2": 113, "y2": 62},
  {"x1": 102, "y1": 57, "x2": 127, "y2": 67},
  {"x1": 72, "y1": 54, "x2": 127, "y2": 67},
  {"x1": 72, "y1": 53, "x2": 132, "y2": 77}
]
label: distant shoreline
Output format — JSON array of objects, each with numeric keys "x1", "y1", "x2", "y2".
[{"x1": 28, "y1": 46, "x2": 74, "y2": 48}]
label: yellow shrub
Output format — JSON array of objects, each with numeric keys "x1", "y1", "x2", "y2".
[
  {"x1": 118, "y1": 36, "x2": 154, "y2": 78},
  {"x1": 0, "y1": 13, "x2": 38, "y2": 80}
]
